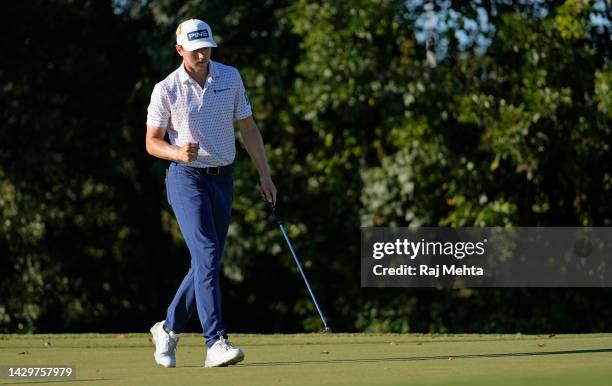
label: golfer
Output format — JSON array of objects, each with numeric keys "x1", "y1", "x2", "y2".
[{"x1": 145, "y1": 18, "x2": 277, "y2": 368}]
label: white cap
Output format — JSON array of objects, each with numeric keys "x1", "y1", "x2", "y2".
[{"x1": 176, "y1": 19, "x2": 218, "y2": 51}]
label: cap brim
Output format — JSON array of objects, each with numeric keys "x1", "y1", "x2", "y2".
[{"x1": 181, "y1": 40, "x2": 218, "y2": 51}]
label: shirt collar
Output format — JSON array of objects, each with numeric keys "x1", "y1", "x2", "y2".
[{"x1": 178, "y1": 60, "x2": 220, "y2": 85}]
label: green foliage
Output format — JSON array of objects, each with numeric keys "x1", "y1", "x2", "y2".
[
  {"x1": 594, "y1": 63, "x2": 612, "y2": 117},
  {"x1": 360, "y1": 2, "x2": 611, "y2": 229},
  {"x1": 1, "y1": 0, "x2": 611, "y2": 333}
]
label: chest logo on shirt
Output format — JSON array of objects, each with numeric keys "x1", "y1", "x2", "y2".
[
  {"x1": 213, "y1": 88, "x2": 230, "y2": 93},
  {"x1": 187, "y1": 29, "x2": 210, "y2": 41}
]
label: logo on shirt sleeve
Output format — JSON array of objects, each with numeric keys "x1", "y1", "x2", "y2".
[{"x1": 187, "y1": 29, "x2": 210, "y2": 41}]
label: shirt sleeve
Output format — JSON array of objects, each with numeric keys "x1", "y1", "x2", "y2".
[
  {"x1": 233, "y1": 69, "x2": 253, "y2": 121},
  {"x1": 146, "y1": 83, "x2": 171, "y2": 127}
]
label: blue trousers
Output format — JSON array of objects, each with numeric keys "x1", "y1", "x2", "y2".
[{"x1": 164, "y1": 162, "x2": 233, "y2": 348}]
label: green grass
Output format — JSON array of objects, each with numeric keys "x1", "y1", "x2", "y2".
[{"x1": 1, "y1": 333, "x2": 611, "y2": 385}]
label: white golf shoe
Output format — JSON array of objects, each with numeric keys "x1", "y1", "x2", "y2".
[
  {"x1": 150, "y1": 320, "x2": 179, "y2": 368},
  {"x1": 204, "y1": 336, "x2": 245, "y2": 367}
]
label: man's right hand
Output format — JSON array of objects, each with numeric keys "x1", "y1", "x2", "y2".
[{"x1": 176, "y1": 142, "x2": 199, "y2": 163}]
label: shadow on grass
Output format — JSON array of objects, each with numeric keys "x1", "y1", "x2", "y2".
[{"x1": 235, "y1": 348, "x2": 612, "y2": 367}]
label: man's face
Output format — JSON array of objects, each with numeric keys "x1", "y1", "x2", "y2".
[{"x1": 176, "y1": 46, "x2": 211, "y2": 70}]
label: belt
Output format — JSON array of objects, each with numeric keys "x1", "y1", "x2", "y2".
[{"x1": 196, "y1": 164, "x2": 233, "y2": 176}]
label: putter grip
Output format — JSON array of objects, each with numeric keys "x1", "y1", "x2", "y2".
[
  {"x1": 257, "y1": 183, "x2": 281, "y2": 223},
  {"x1": 267, "y1": 201, "x2": 282, "y2": 223}
]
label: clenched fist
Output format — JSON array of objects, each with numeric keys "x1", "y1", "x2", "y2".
[{"x1": 176, "y1": 142, "x2": 199, "y2": 163}]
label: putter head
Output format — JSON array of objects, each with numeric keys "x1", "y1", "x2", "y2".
[{"x1": 322, "y1": 326, "x2": 332, "y2": 334}]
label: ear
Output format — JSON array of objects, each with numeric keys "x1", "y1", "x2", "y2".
[{"x1": 175, "y1": 44, "x2": 184, "y2": 56}]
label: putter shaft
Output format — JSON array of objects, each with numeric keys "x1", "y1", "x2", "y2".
[
  {"x1": 278, "y1": 222, "x2": 331, "y2": 331},
  {"x1": 267, "y1": 201, "x2": 331, "y2": 332}
]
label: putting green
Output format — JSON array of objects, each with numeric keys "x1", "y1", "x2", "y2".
[{"x1": 1, "y1": 333, "x2": 611, "y2": 385}]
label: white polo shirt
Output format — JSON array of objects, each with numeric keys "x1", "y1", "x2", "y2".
[{"x1": 146, "y1": 60, "x2": 252, "y2": 167}]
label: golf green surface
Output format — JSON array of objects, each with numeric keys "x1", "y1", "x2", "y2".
[{"x1": 1, "y1": 333, "x2": 611, "y2": 385}]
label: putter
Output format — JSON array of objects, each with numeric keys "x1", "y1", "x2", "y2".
[{"x1": 261, "y1": 195, "x2": 331, "y2": 333}]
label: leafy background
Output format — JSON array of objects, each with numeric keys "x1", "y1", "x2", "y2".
[{"x1": 1, "y1": 0, "x2": 611, "y2": 333}]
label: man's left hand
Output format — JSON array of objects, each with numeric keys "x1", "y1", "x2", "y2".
[{"x1": 259, "y1": 175, "x2": 277, "y2": 204}]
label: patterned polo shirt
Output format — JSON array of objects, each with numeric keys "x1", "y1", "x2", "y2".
[{"x1": 146, "y1": 60, "x2": 252, "y2": 167}]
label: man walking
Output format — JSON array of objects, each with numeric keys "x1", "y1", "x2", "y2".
[{"x1": 145, "y1": 18, "x2": 277, "y2": 368}]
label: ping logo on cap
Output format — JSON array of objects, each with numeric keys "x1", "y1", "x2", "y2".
[{"x1": 187, "y1": 29, "x2": 210, "y2": 41}]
